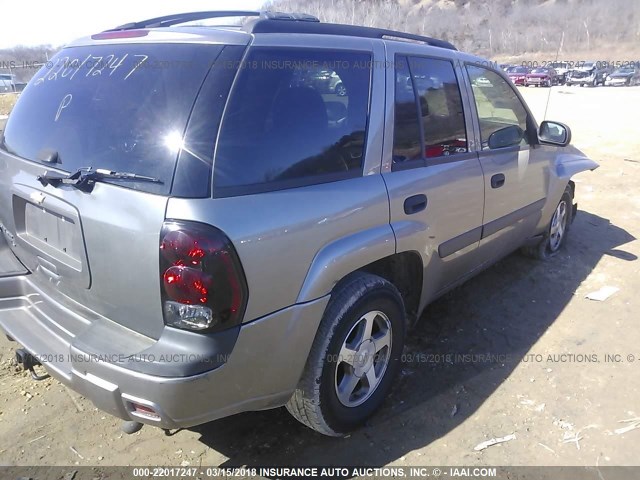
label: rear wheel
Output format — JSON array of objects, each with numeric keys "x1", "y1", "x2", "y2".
[
  {"x1": 286, "y1": 273, "x2": 406, "y2": 436},
  {"x1": 335, "y1": 83, "x2": 347, "y2": 96},
  {"x1": 521, "y1": 186, "x2": 573, "y2": 260}
]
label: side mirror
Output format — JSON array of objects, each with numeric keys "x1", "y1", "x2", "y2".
[
  {"x1": 539, "y1": 120, "x2": 571, "y2": 146},
  {"x1": 487, "y1": 125, "x2": 524, "y2": 149}
]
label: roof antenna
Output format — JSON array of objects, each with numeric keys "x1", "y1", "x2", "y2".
[{"x1": 543, "y1": 31, "x2": 564, "y2": 121}]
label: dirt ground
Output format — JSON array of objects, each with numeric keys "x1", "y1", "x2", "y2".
[{"x1": 0, "y1": 85, "x2": 639, "y2": 468}]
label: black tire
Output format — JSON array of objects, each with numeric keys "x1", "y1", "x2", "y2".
[
  {"x1": 521, "y1": 185, "x2": 573, "y2": 260},
  {"x1": 286, "y1": 272, "x2": 406, "y2": 436}
]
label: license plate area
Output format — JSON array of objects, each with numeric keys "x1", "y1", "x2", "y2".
[
  {"x1": 23, "y1": 203, "x2": 82, "y2": 270},
  {"x1": 11, "y1": 185, "x2": 90, "y2": 288}
]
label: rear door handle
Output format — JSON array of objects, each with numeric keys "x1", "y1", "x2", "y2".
[
  {"x1": 491, "y1": 173, "x2": 506, "y2": 189},
  {"x1": 404, "y1": 194, "x2": 427, "y2": 215}
]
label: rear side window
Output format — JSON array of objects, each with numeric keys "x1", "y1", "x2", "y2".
[
  {"x1": 392, "y1": 56, "x2": 467, "y2": 169},
  {"x1": 213, "y1": 48, "x2": 372, "y2": 196},
  {"x1": 1, "y1": 44, "x2": 222, "y2": 195}
]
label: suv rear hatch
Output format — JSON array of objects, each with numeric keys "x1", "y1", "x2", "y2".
[{"x1": 0, "y1": 40, "x2": 232, "y2": 339}]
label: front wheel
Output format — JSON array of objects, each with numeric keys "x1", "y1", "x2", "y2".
[
  {"x1": 286, "y1": 273, "x2": 406, "y2": 436},
  {"x1": 521, "y1": 186, "x2": 573, "y2": 260}
]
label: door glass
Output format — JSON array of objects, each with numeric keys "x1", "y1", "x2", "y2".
[
  {"x1": 392, "y1": 56, "x2": 422, "y2": 165},
  {"x1": 466, "y1": 65, "x2": 529, "y2": 149},
  {"x1": 408, "y1": 57, "x2": 468, "y2": 159}
]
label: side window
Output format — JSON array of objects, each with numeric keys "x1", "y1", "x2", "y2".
[
  {"x1": 214, "y1": 48, "x2": 372, "y2": 195},
  {"x1": 393, "y1": 56, "x2": 422, "y2": 164},
  {"x1": 466, "y1": 65, "x2": 530, "y2": 149},
  {"x1": 392, "y1": 55, "x2": 468, "y2": 168},
  {"x1": 409, "y1": 57, "x2": 468, "y2": 159}
]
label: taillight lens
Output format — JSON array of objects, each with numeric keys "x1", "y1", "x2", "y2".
[{"x1": 160, "y1": 221, "x2": 247, "y2": 332}]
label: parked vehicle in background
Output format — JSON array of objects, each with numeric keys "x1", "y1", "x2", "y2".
[
  {"x1": 473, "y1": 75, "x2": 493, "y2": 87},
  {"x1": 292, "y1": 67, "x2": 347, "y2": 96},
  {"x1": 549, "y1": 62, "x2": 571, "y2": 84},
  {"x1": 498, "y1": 63, "x2": 512, "y2": 72},
  {"x1": 566, "y1": 61, "x2": 608, "y2": 87},
  {"x1": 525, "y1": 67, "x2": 558, "y2": 87},
  {"x1": 0, "y1": 10, "x2": 598, "y2": 437},
  {"x1": 604, "y1": 67, "x2": 640, "y2": 86},
  {"x1": 0, "y1": 74, "x2": 16, "y2": 93},
  {"x1": 507, "y1": 66, "x2": 529, "y2": 86}
]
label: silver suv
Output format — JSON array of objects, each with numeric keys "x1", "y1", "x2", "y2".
[{"x1": 0, "y1": 11, "x2": 597, "y2": 436}]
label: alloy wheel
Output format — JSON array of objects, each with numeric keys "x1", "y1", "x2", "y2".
[{"x1": 334, "y1": 310, "x2": 392, "y2": 407}]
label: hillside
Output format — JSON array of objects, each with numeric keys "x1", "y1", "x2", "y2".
[{"x1": 265, "y1": 0, "x2": 640, "y2": 59}]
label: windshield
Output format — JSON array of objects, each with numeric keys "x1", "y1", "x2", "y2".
[
  {"x1": 613, "y1": 68, "x2": 634, "y2": 74},
  {"x1": 508, "y1": 67, "x2": 528, "y2": 74},
  {"x1": 1, "y1": 44, "x2": 222, "y2": 195},
  {"x1": 531, "y1": 68, "x2": 549, "y2": 74}
]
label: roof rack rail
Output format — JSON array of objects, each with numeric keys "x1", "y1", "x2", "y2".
[
  {"x1": 104, "y1": 10, "x2": 455, "y2": 51},
  {"x1": 106, "y1": 10, "x2": 319, "y2": 31},
  {"x1": 245, "y1": 19, "x2": 457, "y2": 50}
]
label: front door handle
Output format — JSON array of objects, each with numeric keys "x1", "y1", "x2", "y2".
[
  {"x1": 404, "y1": 194, "x2": 427, "y2": 215},
  {"x1": 491, "y1": 173, "x2": 506, "y2": 189}
]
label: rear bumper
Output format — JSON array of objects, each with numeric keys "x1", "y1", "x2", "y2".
[
  {"x1": 0, "y1": 275, "x2": 329, "y2": 429},
  {"x1": 604, "y1": 79, "x2": 629, "y2": 86},
  {"x1": 566, "y1": 77, "x2": 591, "y2": 85},
  {"x1": 525, "y1": 77, "x2": 548, "y2": 85}
]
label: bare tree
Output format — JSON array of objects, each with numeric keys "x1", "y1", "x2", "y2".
[{"x1": 264, "y1": 0, "x2": 640, "y2": 57}]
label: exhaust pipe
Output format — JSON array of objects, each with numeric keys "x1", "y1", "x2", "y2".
[{"x1": 15, "y1": 348, "x2": 50, "y2": 381}]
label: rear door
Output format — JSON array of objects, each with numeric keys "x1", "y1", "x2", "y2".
[
  {"x1": 464, "y1": 64, "x2": 548, "y2": 253},
  {"x1": 0, "y1": 42, "x2": 234, "y2": 339},
  {"x1": 382, "y1": 44, "x2": 485, "y2": 303}
]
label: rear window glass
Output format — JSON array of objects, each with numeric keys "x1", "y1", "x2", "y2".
[
  {"x1": 213, "y1": 48, "x2": 372, "y2": 196},
  {"x1": 1, "y1": 44, "x2": 222, "y2": 195}
]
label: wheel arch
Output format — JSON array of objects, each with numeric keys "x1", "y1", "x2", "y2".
[
  {"x1": 296, "y1": 225, "x2": 397, "y2": 304},
  {"x1": 296, "y1": 224, "x2": 423, "y2": 324},
  {"x1": 353, "y1": 251, "x2": 423, "y2": 324}
]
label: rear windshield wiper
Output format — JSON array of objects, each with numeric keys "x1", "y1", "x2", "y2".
[{"x1": 37, "y1": 167, "x2": 163, "y2": 193}]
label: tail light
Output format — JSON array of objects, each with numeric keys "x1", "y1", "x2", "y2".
[{"x1": 159, "y1": 221, "x2": 247, "y2": 332}]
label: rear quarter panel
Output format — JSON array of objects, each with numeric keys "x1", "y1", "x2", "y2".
[{"x1": 166, "y1": 175, "x2": 394, "y2": 322}]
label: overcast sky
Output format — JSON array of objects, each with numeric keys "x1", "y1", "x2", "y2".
[{"x1": 0, "y1": 0, "x2": 267, "y2": 48}]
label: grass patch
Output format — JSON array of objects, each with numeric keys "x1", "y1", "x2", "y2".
[{"x1": 0, "y1": 93, "x2": 19, "y2": 116}]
